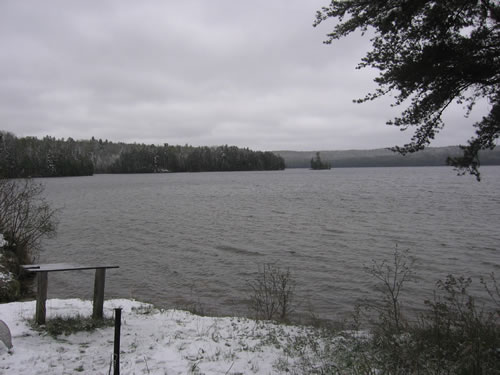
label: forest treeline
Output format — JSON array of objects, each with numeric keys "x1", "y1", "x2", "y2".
[{"x1": 0, "y1": 131, "x2": 285, "y2": 177}]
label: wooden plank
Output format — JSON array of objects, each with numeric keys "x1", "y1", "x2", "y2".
[
  {"x1": 22, "y1": 263, "x2": 119, "y2": 273},
  {"x1": 92, "y1": 268, "x2": 106, "y2": 320},
  {"x1": 22, "y1": 263, "x2": 79, "y2": 272},
  {"x1": 21, "y1": 264, "x2": 40, "y2": 270},
  {"x1": 35, "y1": 272, "x2": 48, "y2": 325}
]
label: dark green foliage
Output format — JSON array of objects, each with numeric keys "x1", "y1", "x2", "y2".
[
  {"x1": 0, "y1": 132, "x2": 94, "y2": 178},
  {"x1": 413, "y1": 275, "x2": 500, "y2": 374},
  {"x1": 315, "y1": 1, "x2": 500, "y2": 180},
  {"x1": 0, "y1": 277, "x2": 20, "y2": 303},
  {"x1": 0, "y1": 131, "x2": 285, "y2": 176},
  {"x1": 310, "y1": 152, "x2": 331, "y2": 170},
  {"x1": 109, "y1": 144, "x2": 285, "y2": 173},
  {"x1": 0, "y1": 249, "x2": 21, "y2": 302}
]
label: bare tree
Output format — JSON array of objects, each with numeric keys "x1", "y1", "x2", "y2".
[{"x1": 0, "y1": 179, "x2": 58, "y2": 266}]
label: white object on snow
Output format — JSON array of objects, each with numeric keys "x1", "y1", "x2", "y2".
[{"x1": 0, "y1": 319, "x2": 13, "y2": 351}]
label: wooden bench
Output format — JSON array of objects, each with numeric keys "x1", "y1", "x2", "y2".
[{"x1": 21, "y1": 263, "x2": 119, "y2": 325}]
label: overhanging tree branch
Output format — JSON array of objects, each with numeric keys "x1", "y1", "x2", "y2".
[{"x1": 315, "y1": 0, "x2": 500, "y2": 179}]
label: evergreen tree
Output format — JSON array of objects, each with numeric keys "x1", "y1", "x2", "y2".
[
  {"x1": 315, "y1": 0, "x2": 500, "y2": 180},
  {"x1": 311, "y1": 152, "x2": 331, "y2": 170}
]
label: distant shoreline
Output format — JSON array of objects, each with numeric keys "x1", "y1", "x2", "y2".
[{"x1": 275, "y1": 146, "x2": 500, "y2": 169}]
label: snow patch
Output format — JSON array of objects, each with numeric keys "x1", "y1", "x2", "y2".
[
  {"x1": 0, "y1": 298, "x2": 318, "y2": 374},
  {"x1": 0, "y1": 270, "x2": 14, "y2": 284}
]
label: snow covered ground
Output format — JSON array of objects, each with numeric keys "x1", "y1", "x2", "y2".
[{"x1": 0, "y1": 298, "x2": 322, "y2": 374}]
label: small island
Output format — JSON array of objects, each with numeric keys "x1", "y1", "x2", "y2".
[{"x1": 310, "y1": 152, "x2": 331, "y2": 170}]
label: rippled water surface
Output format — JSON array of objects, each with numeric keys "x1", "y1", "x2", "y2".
[{"x1": 38, "y1": 167, "x2": 500, "y2": 320}]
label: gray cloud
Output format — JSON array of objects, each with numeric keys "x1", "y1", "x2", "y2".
[{"x1": 0, "y1": 0, "x2": 487, "y2": 151}]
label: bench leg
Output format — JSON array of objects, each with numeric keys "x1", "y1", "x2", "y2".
[
  {"x1": 93, "y1": 268, "x2": 106, "y2": 320},
  {"x1": 35, "y1": 272, "x2": 48, "y2": 325}
]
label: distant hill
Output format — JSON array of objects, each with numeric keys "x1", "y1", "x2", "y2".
[{"x1": 275, "y1": 146, "x2": 500, "y2": 169}]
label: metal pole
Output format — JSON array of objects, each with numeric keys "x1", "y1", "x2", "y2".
[{"x1": 113, "y1": 308, "x2": 122, "y2": 375}]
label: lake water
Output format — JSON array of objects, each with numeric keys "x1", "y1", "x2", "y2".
[{"x1": 37, "y1": 167, "x2": 500, "y2": 321}]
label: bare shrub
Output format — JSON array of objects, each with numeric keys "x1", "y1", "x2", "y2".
[
  {"x1": 273, "y1": 249, "x2": 499, "y2": 374},
  {"x1": 414, "y1": 274, "x2": 500, "y2": 374},
  {"x1": 365, "y1": 247, "x2": 415, "y2": 333},
  {"x1": 248, "y1": 263, "x2": 296, "y2": 322},
  {"x1": 353, "y1": 249, "x2": 500, "y2": 374},
  {"x1": 0, "y1": 178, "x2": 57, "y2": 266},
  {"x1": 481, "y1": 272, "x2": 500, "y2": 312},
  {"x1": 359, "y1": 248, "x2": 417, "y2": 373}
]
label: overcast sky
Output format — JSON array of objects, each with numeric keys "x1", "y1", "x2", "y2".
[{"x1": 0, "y1": 0, "x2": 490, "y2": 151}]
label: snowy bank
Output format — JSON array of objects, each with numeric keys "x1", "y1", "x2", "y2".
[{"x1": 0, "y1": 298, "x2": 326, "y2": 374}]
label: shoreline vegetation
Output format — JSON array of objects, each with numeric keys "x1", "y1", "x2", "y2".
[
  {"x1": 1, "y1": 254, "x2": 499, "y2": 374},
  {"x1": 0, "y1": 131, "x2": 285, "y2": 178},
  {"x1": 3, "y1": 131, "x2": 500, "y2": 179},
  {"x1": 0, "y1": 179, "x2": 58, "y2": 303}
]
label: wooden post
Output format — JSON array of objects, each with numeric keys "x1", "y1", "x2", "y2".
[
  {"x1": 35, "y1": 272, "x2": 48, "y2": 325},
  {"x1": 92, "y1": 268, "x2": 106, "y2": 320}
]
